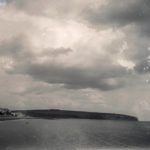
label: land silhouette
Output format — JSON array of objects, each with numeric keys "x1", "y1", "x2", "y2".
[{"x1": 0, "y1": 108, "x2": 138, "y2": 121}]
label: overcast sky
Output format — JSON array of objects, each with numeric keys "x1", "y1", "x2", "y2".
[{"x1": 0, "y1": 0, "x2": 150, "y2": 120}]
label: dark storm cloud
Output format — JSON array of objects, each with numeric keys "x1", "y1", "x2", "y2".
[
  {"x1": 23, "y1": 63, "x2": 125, "y2": 91},
  {"x1": 6, "y1": 0, "x2": 150, "y2": 37},
  {"x1": 6, "y1": 0, "x2": 150, "y2": 36},
  {"x1": 13, "y1": 51, "x2": 126, "y2": 91},
  {"x1": 0, "y1": 36, "x2": 127, "y2": 91},
  {"x1": 84, "y1": 0, "x2": 150, "y2": 28},
  {"x1": 83, "y1": 0, "x2": 150, "y2": 75},
  {"x1": 134, "y1": 58, "x2": 150, "y2": 74}
]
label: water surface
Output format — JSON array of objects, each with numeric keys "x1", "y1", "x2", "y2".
[{"x1": 0, "y1": 119, "x2": 150, "y2": 150}]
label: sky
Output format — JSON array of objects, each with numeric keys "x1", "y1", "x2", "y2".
[{"x1": 0, "y1": 0, "x2": 150, "y2": 121}]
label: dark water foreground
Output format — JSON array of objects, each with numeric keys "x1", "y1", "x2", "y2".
[{"x1": 0, "y1": 119, "x2": 150, "y2": 150}]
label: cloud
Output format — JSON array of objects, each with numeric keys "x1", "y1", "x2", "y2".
[
  {"x1": 82, "y1": 0, "x2": 150, "y2": 77},
  {"x1": 0, "y1": 4, "x2": 129, "y2": 91},
  {"x1": 6, "y1": 0, "x2": 97, "y2": 19},
  {"x1": 0, "y1": 0, "x2": 150, "y2": 120},
  {"x1": 0, "y1": 35, "x2": 127, "y2": 91},
  {"x1": 5, "y1": 0, "x2": 150, "y2": 37},
  {"x1": 84, "y1": 0, "x2": 150, "y2": 28},
  {"x1": 45, "y1": 47, "x2": 72, "y2": 56},
  {"x1": 134, "y1": 58, "x2": 150, "y2": 74},
  {"x1": 24, "y1": 63, "x2": 126, "y2": 90}
]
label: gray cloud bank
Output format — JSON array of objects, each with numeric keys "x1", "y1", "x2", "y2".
[{"x1": 0, "y1": 37, "x2": 126, "y2": 91}]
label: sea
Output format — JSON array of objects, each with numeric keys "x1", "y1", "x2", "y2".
[{"x1": 0, "y1": 119, "x2": 150, "y2": 150}]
